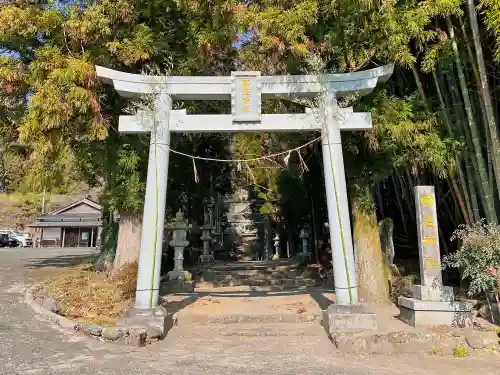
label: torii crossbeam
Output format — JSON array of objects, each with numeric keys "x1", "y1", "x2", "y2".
[{"x1": 96, "y1": 65, "x2": 394, "y2": 311}]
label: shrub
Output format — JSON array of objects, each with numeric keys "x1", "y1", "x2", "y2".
[{"x1": 443, "y1": 221, "x2": 500, "y2": 305}]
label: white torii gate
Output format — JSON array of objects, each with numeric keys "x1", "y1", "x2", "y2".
[{"x1": 96, "y1": 65, "x2": 393, "y2": 310}]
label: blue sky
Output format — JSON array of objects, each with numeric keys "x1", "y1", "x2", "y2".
[{"x1": 232, "y1": 30, "x2": 253, "y2": 49}]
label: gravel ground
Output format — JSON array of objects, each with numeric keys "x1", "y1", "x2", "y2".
[{"x1": 0, "y1": 246, "x2": 498, "y2": 375}]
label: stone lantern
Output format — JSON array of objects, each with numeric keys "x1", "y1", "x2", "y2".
[
  {"x1": 300, "y1": 225, "x2": 310, "y2": 255},
  {"x1": 166, "y1": 210, "x2": 192, "y2": 281},
  {"x1": 199, "y1": 222, "x2": 214, "y2": 263},
  {"x1": 272, "y1": 233, "x2": 280, "y2": 260}
]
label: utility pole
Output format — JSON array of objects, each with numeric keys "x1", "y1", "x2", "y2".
[{"x1": 41, "y1": 185, "x2": 46, "y2": 214}]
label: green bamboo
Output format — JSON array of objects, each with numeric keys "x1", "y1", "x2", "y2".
[
  {"x1": 467, "y1": 1, "x2": 500, "y2": 204},
  {"x1": 391, "y1": 174, "x2": 408, "y2": 238},
  {"x1": 404, "y1": 168, "x2": 416, "y2": 217},
  {"x1": 459, "y1": 15, "x2": 494, "y2": 188},
  {"x1": 374, "y1": 184, "x2": 385, "y2": 217},
  {"x1": 411, "y1": 63, "x2": 431, "y2": 112},
  {"x1": 447, "y1": 17, "x2": 496, "y2": 224},
  {"x1": 445, "y1": 72, "x2": 482, "y2": 222},
  {"x1": 432, "y1": 70, "x2": 473, "y2": 224},
  {"x1": 459, "y1": 16, "x2": 481, "y2": 86}
]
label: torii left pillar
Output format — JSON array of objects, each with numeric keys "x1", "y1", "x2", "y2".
[
  {"x1": 135, "y1": 93, "x2": 172, "y2": 309},
  {"x1": 117, "y1": 93, "x2": 171, "y2": 331}
]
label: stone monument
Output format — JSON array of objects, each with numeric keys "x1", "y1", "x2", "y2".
[
  {"x1": 223, "y1": 188, "x2": 260, "y2": 258},
  {"x1": 398, "y1": 186, "x2": 474, "y2": 327}
]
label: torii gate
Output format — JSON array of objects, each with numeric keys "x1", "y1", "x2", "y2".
[{"x1": 96, "y1": 65, "x2": 394, "y2": 311}]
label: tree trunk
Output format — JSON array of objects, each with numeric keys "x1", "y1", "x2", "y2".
[
  {"x1": 112, "y1": 212, "x2": 142, "y2": 274},
  {"x1": 352, "y1": 198, "x2": 389, "y2": 304}
]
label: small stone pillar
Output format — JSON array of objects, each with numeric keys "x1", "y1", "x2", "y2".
[
  {"x1": 264, "y1": 216, "x2": 272, "y2": 260},
  {"x1": 199, "y1": 222, "x2": 214, "y2": 263},
  {"x1": 208, "y1": 198, "x2": 215, "y2": 226},
  {"x1": 399, "y1": 186, "x2": 474, "y2": 327},
  {"x1": 300, "y1": 225, "x2": 310, "y2": 255},
  {"x1": 272, "y1": 233, "x2": 280, "y2": 260},
  {"x1": 166, "y1": 210, "x2": 192, "y2": 282}
]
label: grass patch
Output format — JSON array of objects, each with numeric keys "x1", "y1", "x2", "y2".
[
  {"x1": 428, "y1": 346, "x2": 442, "y2": 355},
  {"x1": 453, "y1": 344, "x2": 470, "y2": 358},
  {"x1": 38, "y1": 261, "x2": 138, "y2": 326}
]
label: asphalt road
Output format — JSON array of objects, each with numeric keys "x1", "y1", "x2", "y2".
[{"x1": 0, "y1": 246, "x2": 498, "y2": 375}]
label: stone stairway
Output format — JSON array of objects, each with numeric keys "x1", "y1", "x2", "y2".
[
  {"x1": 190, "y1": 259, "x2": 327, "y2": 291},
  {"x1": 166, "y1": 262, "x2": 333, "y2": 339},
  {"x1": 165, "y1": 289, "x2": 334, "y2": 333}
]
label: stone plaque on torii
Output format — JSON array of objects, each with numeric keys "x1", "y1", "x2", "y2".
[{"x1": 96, "y1": 64, "x2": 394, "y2": 313}]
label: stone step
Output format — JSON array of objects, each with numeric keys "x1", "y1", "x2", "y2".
[
  {"x1": 173, "y1": 312, "x2": 320, "y2": 325},
  {"x1": 197, "y1": 270, "x2": 301, "y2": 282},
  {"x1": 171, "y1": 323, "x2": 324, "y2": 337},
  {"x1": 193, "y1": 284, "x2": 331, "y2": 293},
  {"x1": 195, "y1": 277, "x2": 322, "y2": 288},
  {"x1": 210, "y1": 274, "x2": 303, "y2": 282},
  {"x1": 196, "y1": 260, "x2": 301, "y2": 272},
  {"x1": 213, "y1": 269, "x2": 300, "y2": 277}
]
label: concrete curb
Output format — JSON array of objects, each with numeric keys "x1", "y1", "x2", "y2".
[
  {"x1": 24, "y1": 285, "x2": 161, "y2": 346},
  {"x1": 25, "y1": 286, "x2": 77, "y2": 331}
]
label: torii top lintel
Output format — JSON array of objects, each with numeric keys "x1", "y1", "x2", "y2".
[{"x1": 95, "y1": 65, "x2": 394, "y2": 101}]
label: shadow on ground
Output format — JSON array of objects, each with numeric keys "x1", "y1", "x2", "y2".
[
  {"x1": 159, "y1": 288, "x2": 337, "y2": 318},
  {"x1": 23, "y1": 253, "x2": 99, "y2": 269},
  {"x1": 161, "y1": 294, "x2": 200, "y2": 315}
]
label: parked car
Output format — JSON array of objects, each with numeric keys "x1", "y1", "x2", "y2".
[
  {"x1": 0, "y1": 230, "x2": 33, "y2": 247},
  {"x1": 0, "y1": 234, "x2": 9, "y2": 247},
  {"x1": 0, "y1": 233, "x2": 20, "y2": 248}
]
